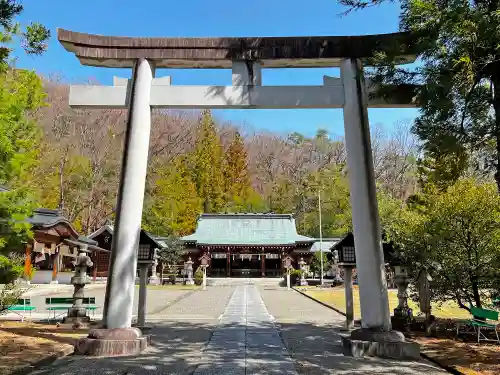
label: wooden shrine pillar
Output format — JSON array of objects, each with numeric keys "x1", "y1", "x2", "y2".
[
  {"x1": 23, "y1": 243, "x2": 32, "y2": 282},
  {"x1": 51, "y1": 248, "x2": 59, "y2": 284},
  {"x1": 227, "y1": 248, "x2": 231, "y2": 277},
  {"x1": 261, "y1": 253, "x2": 266, "y2": 277},
  {"x1": 93, "y1": 251, "x2": 98, "y2": 281}
]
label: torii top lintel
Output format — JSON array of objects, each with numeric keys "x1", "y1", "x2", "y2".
[{"x1": 57, "y1": 28, "x2": 418, "y2": 69}]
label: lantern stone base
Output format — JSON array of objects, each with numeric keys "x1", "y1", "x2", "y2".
[
  {"x1": 74, "y1": 328, "x2": 150, "y2": 356},
  {"x1": 391, "y1": 315, "x2": 412, "y2": 332},
  {"x1": 185, "y1": 279, "x2": 195, "y2": 285},
  {"x1": 341, "y1": 328, "x2": 420, "y2": 360},
  {"x1": 299, "y1": 279, "x2": 308, "y2": 286},
  {"x1": 148, "y1": 275, "x2": 160, "y2": 285}
]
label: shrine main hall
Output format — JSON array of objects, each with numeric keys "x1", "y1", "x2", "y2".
[{"x1": 181, "y1": 213, "x2": 316, "y2": 277}]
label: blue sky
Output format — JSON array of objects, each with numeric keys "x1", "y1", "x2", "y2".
[{"x1": 15, "y1": 0, "x2": 418, "y2": 138}]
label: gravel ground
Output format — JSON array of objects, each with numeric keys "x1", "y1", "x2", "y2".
[
  {"x1": 25, "y1": 284, "x2": 451, "y2": 375},
  {"x1": 27, "y1": 286, "x2": 236, "y2": 374},
  {"x1": 30, "y1": 321, "x2": 215, "y2": 375},
  {"x1": 156, "y1": 285, "x2": 234, "y2": 320},
  {"x1": 15, "y1": 287, "x2": 190, "y2": 322},
  {"x1": 259, "y1": 286, "x2": 449, "y2": 375}
]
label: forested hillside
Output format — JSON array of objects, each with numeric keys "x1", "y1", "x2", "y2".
[{"x1": 32, "y1": 79, "x2": 420, "y2": 238}]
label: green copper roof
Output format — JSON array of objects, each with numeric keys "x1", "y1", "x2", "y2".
[{"x1": 181, "y1": 213, "x2": 314, "y2": 245}]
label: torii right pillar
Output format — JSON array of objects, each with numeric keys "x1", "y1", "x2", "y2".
[{"x1": 340, "y1": 58, "x2": 420, "y2": 359}]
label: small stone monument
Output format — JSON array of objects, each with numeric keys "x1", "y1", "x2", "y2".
[
  {"x1": 63, "y1": 238, "x2": 93, "y2": 328},
  {"x1": 148, "y1": 250, "x2": 160, "y2": 285},
  {"x1": 298, "y1": 257, "x2": 308, "y2": 286},
  {"x1": 185, "y1": 257, "x2": 194, "y2": 285}
]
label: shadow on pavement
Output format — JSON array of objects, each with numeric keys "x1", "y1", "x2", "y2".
[{"x1": 27, "y1": 320, "x2": 447, "y2": 375}]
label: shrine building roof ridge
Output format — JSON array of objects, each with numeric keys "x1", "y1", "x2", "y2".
[
  {"x1": 57, "y1": 28, "x2": 418, "y2": 69},
  {"x1": 199, "y1": 213, "x2": 295, "y2": 219},
  {"x1": 27, "y1": 208, "x2": 75, "y2": 229},
  {"x1": 182, "y1": 213, "x2": 314, "y2": 245},
  {"x1": 88, "y1": 223, "x2": 166, "y2": 249}
]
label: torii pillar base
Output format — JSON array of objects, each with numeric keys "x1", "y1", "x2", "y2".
[
  {"x1": 341, "y1": 328, "x2": 420, "y2": 360},
  {"x1": 74, "y1": 328, "x2": 150, "y2": 356}
]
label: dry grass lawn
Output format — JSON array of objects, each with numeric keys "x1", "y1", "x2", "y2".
[
  {"x1": 0, "y1": 321, "x2": 86, "y2": 375},
  {"x1": 305, "y1": 287, "x2": 471, "y2": 319},
  {"x1": 413, "y1": 335, "x2": 500, "y2": 375}
]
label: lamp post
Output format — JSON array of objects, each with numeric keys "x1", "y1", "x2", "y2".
[
  {"x1": 137, "y1": 244, "x2": 157, "y2": 328},
  {"x1": 337, "y1": 244, "x2": 357, "y2": 331},
  {"x1": 200, "y1": 256, "x2": 209, "y2": 290},
  {"x1": 318, "y1": 189, "x2": 324, "y2": 285},
  {"x1": 284, "y1": 257, "x2": 292, "y2": 290},
  {"x1": 298, "y1": 257, "x2": 308, "y2": 286}
]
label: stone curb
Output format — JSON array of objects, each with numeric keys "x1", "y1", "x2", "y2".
[
  {"x1": 419, "y1": 353, "x2": 472, "y2": 375},
  {"x1": 293, "y1": 287, "x2": 459, "y2": 375},
  {"x1": 292, "y1": 287, "x2": 347, "y2": 317},
  {"x1": 8, "y1": 345, "x2": 74, "y2": 375}
]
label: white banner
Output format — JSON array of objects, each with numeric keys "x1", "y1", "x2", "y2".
[{"x1": 34, "y1": 253, "x2": 46, "y2": 263}]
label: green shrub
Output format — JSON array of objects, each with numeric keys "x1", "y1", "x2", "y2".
[
  {"x1": 194, "y1": 267, "x2": 203, "y2": 286},
  {"x1": 0, "y1": 255, "x2": 23, "y2": 284},
  {"x1": 0, "y1": 282, "x2": 23, "y2": 313},
  {"x1": 288, "y1": 269, "x2": 303, "y2": 285}
]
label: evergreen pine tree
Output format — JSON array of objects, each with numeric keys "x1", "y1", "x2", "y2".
[
  {"x1": 223, "y1": 132, "x2": 251, "y2": 203},
  {"x1": 144, "y1": 156, "x2": 202, "y2": 236},
  {"x1": 191, "y1": 110, "x2": 225, "y2": 212}
]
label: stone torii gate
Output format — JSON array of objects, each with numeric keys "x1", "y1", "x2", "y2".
[{"x1": 58, "y1": 29, "x2": 419, "y2": 358}]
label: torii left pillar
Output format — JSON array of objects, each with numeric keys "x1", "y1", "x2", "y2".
[{"x1": 75, "y1": 58, "x2": 152, "y2": 356}]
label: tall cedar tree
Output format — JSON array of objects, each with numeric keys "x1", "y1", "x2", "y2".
[
  {"x1": 191, "y1": 110, "x2": 225, "y2": 212},
  {"x1": 0, "y1": 69, "x2": 44, "y2": 251},
  {"x1": 340, "y1": 0, "x2": 500, "y2": 192},
  {"x1": 143, "y1": 156, "x2": 202, "y2": 236},
  {"x1": 223, "y1": 132, "x2": 251, "y2": 205}
]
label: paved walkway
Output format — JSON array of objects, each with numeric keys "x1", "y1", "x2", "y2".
[
  {"x1": 259, "y1": 286, "x2": 448, "y2": 375},
  {"x1": 29, "y1": 286, "x2": 232, "y2": 375},
  {"x1": 27, "y1": 281, "x2": 450, "y2": 375},
  {"x1": 194, "y1": 284, "x2": 297, "y2": 375}
]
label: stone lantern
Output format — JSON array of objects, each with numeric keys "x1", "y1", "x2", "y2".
[
  {"x1": 149, "y1": 248, "x2": 160, "y2": 285},
  {"x1": 333, "y1": 235, "x2": 357, "y2": 331},
  {"x1": 392, "y1": 263, "x2": 413, "y2": 332},
  {"x1": 137, "y1": 244, "x2": 157, "y2": 328},
  {"x1": 184, "y1": 257, "x2": 194, "y2": 285},
  {"x1": 298, "y1": 257, "x2": 308, "y2": 286},
  {"x1": 63, "y1": 235, "x2": 97, "y2": 328}
]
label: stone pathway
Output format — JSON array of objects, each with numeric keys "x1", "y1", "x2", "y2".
[
  {"x1": 194, "y1": 284, "x2": 297, "y2": 375},
  {"x1": 25, "y1": 282, "x2": 452, "y2": 375},
  {"x1": 259, "y1": 286, "x2": 449, "y2": 375},
  {"x1": 27, "y1": 286, "x2": 232, "y2": 375}
]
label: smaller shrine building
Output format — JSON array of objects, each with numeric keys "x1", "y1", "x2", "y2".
[
  {"x1": 88, "y1": 222, "x2": 166, "y2": 278},
  {"x1": 181, "y1": 213, "x2": 316, "y2": 277},
  {"x1": 23, "y1": 208, "x2": 109, "y2": 283}
]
